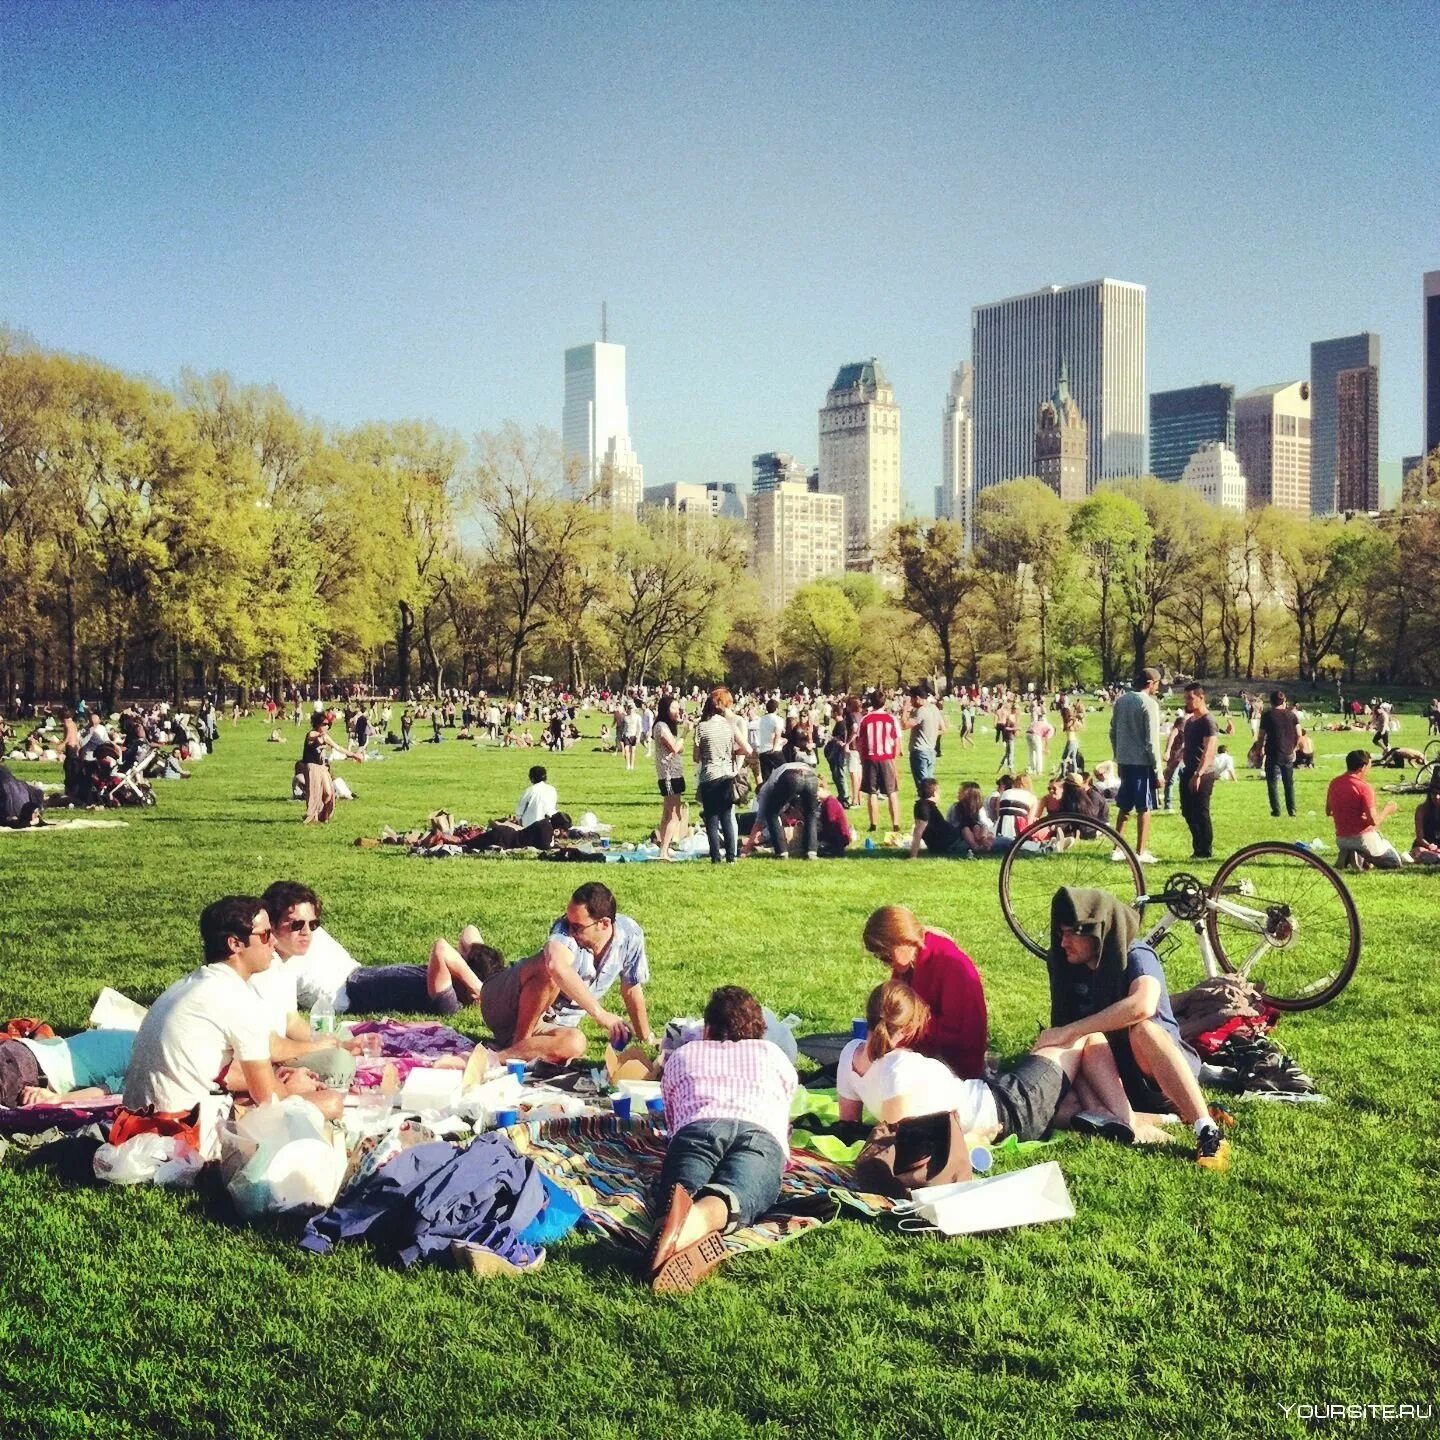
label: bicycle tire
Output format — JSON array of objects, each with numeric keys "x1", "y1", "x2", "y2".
[
  {"x1": 998, "y1": 814, "x2": 1144, "y2": 960},
  {"x1": 1424, "y1": 737, "x2": 1440, "y2": 763},
  {"x1": 1204, "y1": 841, "x2": 1361, "y2": 1011}
]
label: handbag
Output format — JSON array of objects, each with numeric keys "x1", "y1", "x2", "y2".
[
  {"x1": 854, "y1": 1111, "x2": 972, "y2": 1200},
  {"x1": 730, "y1": 767, "x2": 753, "y2": 807}
]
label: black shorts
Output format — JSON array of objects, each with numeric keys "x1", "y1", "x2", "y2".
[
  {"x1": 0, "y1": 1040, "x2": 44, "y2": 1107},
  {"x1": 657, "y1": 776, "x2": 687, "y2": 797},
  {"x1": 860, "y1": 759, "x2": 899, "y2": 796},
  {"x1": 987, "y1": 1055, "x2": 1066, "y2": 1142}
]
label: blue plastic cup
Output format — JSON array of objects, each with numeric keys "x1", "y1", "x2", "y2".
[
  {"x1": 506, "y1": 1060, "x2": 527, "y2": 1082},
  {"x1": 495, "y1": 1108, "x2": 518, "y2": 1128},
  {"x1": 612, "y1": 1095, "x2": 632, "y2": 1122},
  {"x1": 969, "y1": 1145, "x2": 993, "y2": 1174},
  {"x1": 851, "y1": 1018, "x2": 868, "y2": 1041},
  {"x1": 646, "y1": 1096, "x2": 665, "y2": 1119}
]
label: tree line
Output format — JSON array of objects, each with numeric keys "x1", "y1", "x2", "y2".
[{"x1": 2, "y1": 332, "x2": 1438, "y2": 706}]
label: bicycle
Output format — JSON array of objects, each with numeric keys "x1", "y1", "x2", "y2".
[{"x1": 996, "y1": 814, "x2": 1361, "y2": 1011}]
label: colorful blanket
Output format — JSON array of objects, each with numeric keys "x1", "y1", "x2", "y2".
[{"x1": 506, "y1": 1115, "x2": 865, "y2": 1259}]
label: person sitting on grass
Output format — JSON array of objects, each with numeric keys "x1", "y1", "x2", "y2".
[
  {"x1": 1326, "y1": 749, "x2": 1403, "y2": 870},
  {"x1": 837, "y1": 980, "x2": 1171, "y2": 1149},
  {"x1": 946, "y1": 781, "x2": 996, "y2": 854},
  {"x1": 861, "y1": 905, "x2": 987, "y2": 1079},
  {"x1": 908, "y1": 776, "x2": 969, "y2": 858},
  {"x1": 1039, "y1": 886, "x2": 1230, "y2": 1171},
  {"x1": 515, "y1": 764, "x2": 558, "y2": 827},
  {"x1": 264, "y1": 881, "x2": 499, "y2": 1019},
  {"x1": 1411, "y1": 774, "x2": 1440, "y2": 866},
  {"x1": 112, "y1": 896, "x2": 345, "y2": 1148},
  {"x1": 648, "y1": 985, "x2": 797, "y2": 1293},
  {"x1": 439, "y1": 881, "x2": 655, "y2": 1064},
  {"x1": 0, "y1": 1028, "x2": 135, "y2": 1108}
]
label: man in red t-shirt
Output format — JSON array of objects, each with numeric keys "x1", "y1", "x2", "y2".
[
  {"x1": 1326, "y1": 749, "x2": 1401, "y2": 869},
  {"x1": 856, "y1": 691, "x2": 902, "y2": 833}
]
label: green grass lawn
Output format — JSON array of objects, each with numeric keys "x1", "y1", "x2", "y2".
[{"x1": 1, "y1": 713, "x2": 1436, "y2": 1440}]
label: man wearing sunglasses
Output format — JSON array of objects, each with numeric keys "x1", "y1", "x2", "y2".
[
  {"x1": 113, "y1": 896, "x2": 299, "y2": 1146},
  {"x1": 464, "y1": 881, "x2": 654, "y2": 1064}
]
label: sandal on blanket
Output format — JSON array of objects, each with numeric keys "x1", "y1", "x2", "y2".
[
  {"x1": 452, "y1": 1221, "x2": 546, "y2": 1278},
  {"x1": 652, "y1": 1228, "x2": 728, "y2": 1294},
  {"x1": 1071, "y1": 1111, "x2": 1135, "y2": 1145}
]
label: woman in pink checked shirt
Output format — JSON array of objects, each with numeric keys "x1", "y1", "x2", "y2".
[{"x1": 647, "y1": 986, "x2": 797, "y2": 1293}]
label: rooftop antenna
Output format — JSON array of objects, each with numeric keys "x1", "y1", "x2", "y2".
[{"x1": 601, "y1": 301, "x2": 608, "y2": 343}]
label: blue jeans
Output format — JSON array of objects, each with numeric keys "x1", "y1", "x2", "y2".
[
  {"x1": 909, "y1": 748, "x2": 936, "y2": 788},
  {"x1": 657, "y1": 1119, "x2": 785, "y2": 1230}
]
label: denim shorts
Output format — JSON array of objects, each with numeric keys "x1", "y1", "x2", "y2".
[
  {"x1": 657, "y1": 1118, "x2": 785, "y2": 1230},
  {"x1": 1116, "y1": 764, "x2": 1158, "y2": 814}
]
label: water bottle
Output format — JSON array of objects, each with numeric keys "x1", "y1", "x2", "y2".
[{"x1": 310, "y1": 995, "x2": 336, "y2": 1036}]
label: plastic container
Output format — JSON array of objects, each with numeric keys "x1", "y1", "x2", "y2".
[{"x1": 310, "y1": 996, "x2": 336, "y2": 1036}]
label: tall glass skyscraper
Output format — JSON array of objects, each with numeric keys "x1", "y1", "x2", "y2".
[
  {"x1": 562, "y1": 341, "x2": 643, "y2": 517},
  {"x1": 1149, "y1": 384, "x2": 1235, "y2": 483},
  {"x1": 1310, "y1": 333, "x2": 1380, "y2": 515},
  {"x1": 971, "y1": 279, "x2": 1146, "y2": 497},
  {"x1": 1426, "y1": 271, "x2": 1440, "y2": 457}
]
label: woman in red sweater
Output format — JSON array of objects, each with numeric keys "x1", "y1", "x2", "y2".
[{"x1": 861, "y1": 905, "x2": 988, "y2": 1078}]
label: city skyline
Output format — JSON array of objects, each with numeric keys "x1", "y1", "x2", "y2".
[{"x1": 3, "y1": 4, "x2": 1436, "y2": 516}]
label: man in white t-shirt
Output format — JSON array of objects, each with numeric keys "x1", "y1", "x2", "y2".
[
  {"x1": 515, "y1": 764, "x2": 558, "y2": 828},
  {"x1": 116, "y1": 896, "x2": 297, "y2": 1136}
]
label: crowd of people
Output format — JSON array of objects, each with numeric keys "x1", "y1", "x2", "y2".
[{"x1": 4, "y1": 876, "x2": 1235, "y2": 1292}]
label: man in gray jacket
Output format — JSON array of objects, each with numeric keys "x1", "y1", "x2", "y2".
[{"x1": 1109, "y1": 668, "x2": 1163, "y2": 864}]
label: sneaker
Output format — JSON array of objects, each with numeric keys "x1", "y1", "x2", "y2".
[
  {"x1": 1136, "y1": 850, "x2": 1159, "y2": 865},
  {"x1": 1110, "y1": 846, "x2": 1128, "y2": 862},
  {"x1": 1194, "y1": 1126, "x2": 1231, "y2": 1172},
  {"x1": 1207, "y1": 1102, "x2": 1237, "y2": 1129}
]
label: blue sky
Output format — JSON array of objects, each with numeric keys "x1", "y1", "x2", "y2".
[{"x1": 3, "y1": 0, "x2": 1437, "y2": 511}]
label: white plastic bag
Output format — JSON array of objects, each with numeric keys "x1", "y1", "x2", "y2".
[
  {"x1": 88, "y1": 987, "x2": 148, "y2": 1030},
  {"x1": 93, "y1": 1132, "x2": 203, "y2": 1188},
  {"x1": 763, "y1": 1009, "x2": 801, "y2": 1063},
  {"x1": 895, "y1": 1161, "x2": 1075, "y2": 1236},
  {"x1": 219, "y1": 1096, "x2": 347, "y2": 1218}
]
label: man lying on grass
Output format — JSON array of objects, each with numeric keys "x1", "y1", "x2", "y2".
[
  {"x1": 111, "y1": 896, "x2": 345, "y2": 1148},
  {"x1": 263, "y1": 881, "x2": 500, "y2": 1019},
  {"x1": 1038, "y1": 886, "x2": 1231, "y2": 1171},
  {"x1": 434, "y1": 880, "x2": 655, "y2": 1064}
]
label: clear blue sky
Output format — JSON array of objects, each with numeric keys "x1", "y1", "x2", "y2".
[{"x1": 4, "y1": 0, "x2": 1437, "y2": 511}]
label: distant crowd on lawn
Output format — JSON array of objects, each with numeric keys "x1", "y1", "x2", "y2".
[{"x1": 5, "y1": 872, "x2": 1241, "y2": 1290}]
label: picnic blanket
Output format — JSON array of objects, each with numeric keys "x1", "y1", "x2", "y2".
[
  {"x1": 0, "y1": 818, "x2": 129, "y2": 833},
  {"x1": 505, "y1": 1115, "x2": 863, "y2": 1259}
]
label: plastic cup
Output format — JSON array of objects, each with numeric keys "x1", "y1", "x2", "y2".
[
  {"x1": 851, "y1": 1018, "x2": 869, "y2": 1041},
  {"x1": 646, "y1": 1096, "x2": 665, "y2": 1119},
  {"x1": 494, "y1": 1108, "x2": 518, "y2": 1128},
  {"x1": 359, "y1": 1033, "x2": 382, "y2": 1060},
  {"x1": 969, "y1": 1145, "x2": 993, "y2": 1174},
  {"x1": 612, "y1": 1095, "x2": 632, "y2": 1122},
  {"x1": 506, "y1": 1060, "x2": 527, "y2": 1082}
]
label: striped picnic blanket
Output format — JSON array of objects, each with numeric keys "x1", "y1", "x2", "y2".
[{"x1": 506, "y1": 1115, "x2": 862, "y2": 1258}]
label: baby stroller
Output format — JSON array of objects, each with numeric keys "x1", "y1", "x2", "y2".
[{"x1": 78, "y1": 742, "x2": 156, "y2": 808}]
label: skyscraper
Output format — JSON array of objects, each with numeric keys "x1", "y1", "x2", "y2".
[
  {"x1": 750, "y1": 478, "x2": 845, "y2": 610},
  {"x1": 971, "y1": 278, "x2": 1146, "y2": 496},
  {"x1": 752, "y1": 452, "x2": 809, "y2": 494},
  {"x1": 1310, "y1": 333, "x2": 1380, "y2": 515},
  {"x1": 1234, "y1": 381, "x2": 1311, "y2": 514},
  {"x1": 1180, "y1": 442, "x2": 1247, "y2": 513},
  {"x1": 817, "y1": 359, "x2": 901, "y2": 570},
  {"x1": 937, "y1": 362, "x2": 974, "y2": 548},
  {"x1": 1033, "y1": 360, "x2": 1088, "y2": 501},
  {"x1": 1426, "y1": 271, "x2": 1440, "y2": 457},
  {"x1": 562, "y1": 340, "x2": 643, "y2": 518},
  {"x1": 1335, "y1": 366, "x2": 1380, "y2": 513},
  {"x1": 1149, "y1": 383, "x2": 1235, "y2": 483}
]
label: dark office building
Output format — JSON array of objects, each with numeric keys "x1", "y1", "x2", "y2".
[
  {"x1": 1427, "y1": 272, "x2": 1440, "y2": 456},
  {"x1": 1311, "y1": 332, "x2": 1381, "y2": 515},
  {"x1": 1148, "y1": 383, "x2": 1234, "y2": 482},
  {"x1": 1335, "y1": 366, "x2": 1380, "y2": 513}
]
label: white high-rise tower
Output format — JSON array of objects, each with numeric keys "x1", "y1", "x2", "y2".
[
  {"x1": 937, "y1": 362, "x2": 974, "y2": 549},
  {"x1": 563, "y1": 339, "x2": 643, "y2": 517},
  {"x1": 818, "y1": 358, "x2": 901, "y2": 570},
  {"x1": 971, "y1": 278, "x2": 1146, "y2": 496}
]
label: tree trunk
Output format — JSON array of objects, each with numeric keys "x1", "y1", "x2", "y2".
[{"x1": 396, "y1": 600, "x2": 414, "y2": 698}]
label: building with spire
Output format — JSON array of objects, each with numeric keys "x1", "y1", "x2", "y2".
[
  {"x1": 818, "y1": 358, "x2": 901, "y2": 570},
  {"x1": 1033, "y1": 360, "x2": 1088, "y2": 501},
  {"x1": 562, "y1": 335, "x2": 643, "y2": 519}
]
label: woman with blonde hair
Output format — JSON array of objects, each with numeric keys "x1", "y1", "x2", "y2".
[
  {"x1": 693, "y1": 687, "x2": 753, "y2": 864},
  {"x1": 837, "y1": 979, "x2": 1142, "y2": 1145},
  {"x1": 861, "y1": 905, "x2": 987, "y2": 1078}
]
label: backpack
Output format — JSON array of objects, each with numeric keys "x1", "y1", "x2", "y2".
[{"x1": 854, "y1": 1111, "x2": 972, "y2": 1200}]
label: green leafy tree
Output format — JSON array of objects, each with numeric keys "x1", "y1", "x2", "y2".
[{"x1": 782, "y1": 580, "x2": 861, "y2": 691}]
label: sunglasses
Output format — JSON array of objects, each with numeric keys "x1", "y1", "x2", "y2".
[
  {"x1": 282, "y1": 917, "x2": 319, "y2": 933},
  {"x1": 246, "y1": 927, "x2": 274, "y2": 945}
]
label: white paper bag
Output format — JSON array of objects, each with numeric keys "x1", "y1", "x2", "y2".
[
  {"x1": 899, "y1": 1161, "x2": 1075, "y2": 1236},
  {"x1": 89, "y1": 987, "x2": 148, "y2": 1030}
]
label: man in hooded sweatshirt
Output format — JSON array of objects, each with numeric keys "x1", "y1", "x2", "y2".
[{"x1": 1036, "y1": 885, "x2": 1230, "y2": 1171}]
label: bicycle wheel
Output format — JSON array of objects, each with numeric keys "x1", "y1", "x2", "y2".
[
  {"x1": 1204, "y1": 842, "x2": 1361, "y2": 1011},
  {"x1": 1424, "y1": 737, "x2": 1440, "y2": 763},
  {"x1": 998, "y1": 814, "x2": 1144, "y2": 960}
]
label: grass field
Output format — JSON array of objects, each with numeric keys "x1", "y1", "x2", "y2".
[{"x1": 2, "y1": 710, "x2": 1437, "y2": 1440}]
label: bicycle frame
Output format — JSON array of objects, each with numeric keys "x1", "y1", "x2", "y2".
[{"x1": 1138, "y1": 887, "x2": 1276, "y2": 983}]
